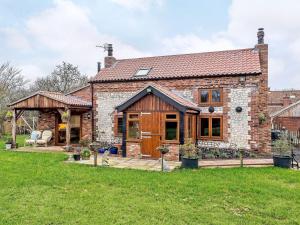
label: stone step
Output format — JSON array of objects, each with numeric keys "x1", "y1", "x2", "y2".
[{"x1": 141, "y1": 154, "x2": 152, "y2": 159}]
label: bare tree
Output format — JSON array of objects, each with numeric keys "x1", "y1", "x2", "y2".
[
  {"x1": 0, "y1": 62, "x2": 28, "y2": 134},
  {"x1": 30, "y1": 61, "x2": 88, "y2": 94}
]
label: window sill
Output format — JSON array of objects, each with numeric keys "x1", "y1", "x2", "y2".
[
  {"x1": 126, "y1": 139, "x2": 141, "y2": 143},
  {"x1": 161, "y1": 140, "x2": 180, "y2": 144}
]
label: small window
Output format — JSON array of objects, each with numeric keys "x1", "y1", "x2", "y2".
[
  {"x1": 199, "y1": 116, "x2": 222, "y2": 139},
  {"x1": 117, "y1": 117, "x2": 123, "y2": 134},
  {"x1": 165, "y1": 121, "x2": 178, "y2": 140},
  {"x1": 166, "y1": 114, "x2": 177, "y2": 119},
  {"x1": 129, "y1": 114, "x2": 139, "y2": 119},
  {"x1": 212, "y1": 90, "x2": 221, "y2": 102},
  {"x1": 128, "y1": 121, "x2": 140, "y2": 139},
  {"x1": 135, "y1": 68, "x2": 151, "y2": 76},
  {"x1": 212, "y1": 118, "x2": 221, "y2": 136},
  {"x1": 187, "y1": 115, "x2": 193, "y2": 138},
  {"x1": 200, "y1": 118, "x2": 209, "y2": 137},
  {"x1": 199, "y1": 89, "x2": 222, "y2": 106},
  {"x1": 200, "y1": 90, "x2": 209, "y2": 103}
]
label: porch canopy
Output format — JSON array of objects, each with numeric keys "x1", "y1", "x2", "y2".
[
  {"x1": 116, "y1": 83, "x2": 200, "y2": 113},
  {"x1": 8, "y1": 91, "x2": 92, "y2": 146},
  {"x1": 116, "y1": 84, "x2": 200, "y2": 158}
]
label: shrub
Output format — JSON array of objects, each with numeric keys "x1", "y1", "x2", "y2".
[{"x1": 179, "y1": 139, "x2": 199, "y2": 159}]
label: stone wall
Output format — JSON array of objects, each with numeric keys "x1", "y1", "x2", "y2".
[
  {"x1": 228, "y1": 87, "x2": 252, "y2": 149},
  {"x1": 95, "y1": 91, "x2": 135, "y2": 142}
]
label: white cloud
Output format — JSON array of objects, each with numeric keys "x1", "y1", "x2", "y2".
[
  {"x1": 162, "y1": 0, "x2": 300, "y2": 89},
  {"x1": 2, "y1": 0, "x2": 148, "y2": 82},
  {"x1": 110, "y1": 0, "x2": 164, "y2": 11},
  {"x1": 0, "y1": 27, "x2": 31, "y2": 50},
  {"x1": 162, "y1": 33, "x2": 235, "y2": 54}
]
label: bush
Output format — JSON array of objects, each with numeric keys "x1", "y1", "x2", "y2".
[{"x1": 179, "y1": 139, "x2": 199, "y2": 159}]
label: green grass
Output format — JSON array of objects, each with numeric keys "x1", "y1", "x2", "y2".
[
  {"x1": 0, "y1": 135, "x2": 27, "y2": 149},
  {"x1": 0, "y1": 151, "x2": 299, "y2": 225}
]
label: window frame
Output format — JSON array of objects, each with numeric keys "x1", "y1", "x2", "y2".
[
  {"x1": 134, "y1": 68, "x2": 151, "y2": 77},
  {"x1": 199, "y1": 116, "x2": 223, "y2": 140},
  {"x1": 127, "y1": 113, "x2": 140, "y2": 141},
  {"x1": 199, "y1": 88, "x2": 223, "y2": 106},
  {"x1": 163, "y1": 113, "x2": 179, "y2": 143},
  {"x1": 114, "y1": 113, "x2": 123, "y2": 137}
]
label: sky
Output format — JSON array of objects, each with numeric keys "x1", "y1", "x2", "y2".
[{"x1": 0, "y1": 0, "x2": 300, "y2": 90}]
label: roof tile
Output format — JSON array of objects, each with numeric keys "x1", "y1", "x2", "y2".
[{"x1": 93, "y1": 48, "x2": 261, "y2": 82}]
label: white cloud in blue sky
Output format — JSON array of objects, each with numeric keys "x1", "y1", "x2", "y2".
[{"x1": 0, "y1": 0, "x2": 300, "y2": 90}]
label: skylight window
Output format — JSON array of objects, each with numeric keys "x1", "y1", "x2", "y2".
[{"x1": 135, "y1": 68, "x2": 151, "y2": 76}]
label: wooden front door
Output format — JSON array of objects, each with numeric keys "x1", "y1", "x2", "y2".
[{"x1": 140, "y1": 112, "x2": 161, "y2": 158}]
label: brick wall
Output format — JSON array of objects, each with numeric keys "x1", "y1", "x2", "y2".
[
  {"x1": 69, "y1": 86, "x2": 91, "y2": 102},
  {"x1": 92, "y1": 71, "x2": 270, "y2": 153},
  {"x1": 37, "y1": 110, "x2": 56, "y2": 145},
  {"x1": 273, "y1": 117, "x2": 300, "y2": 132}
]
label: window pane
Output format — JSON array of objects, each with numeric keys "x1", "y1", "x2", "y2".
[
  {"x1": 165, "y1": 121, "x2": 178, "y2": 140},
  {"x1": 200, "y1": 90, "x2": 209, "y2": 103},
  {"x1": 166, "y1": 114, "x2": 177, "y2": 119},
  {"x1": 128, "y1": 121, "x2": 139, "y2": 139},
  {"x1": 188, "y1": 116, "x2": 192, "y2": 138},
  {"x1": 70, "y1": 115, "x2": 80, "y2": 128},
  {"x1": 117, "y1": 117, "x2": 123, "y2": 134},
  {"x1": 200, "y1": 118, "x2": 209, "y2": 136},
  {"x1": 129, "y1": 114, "x2": 139, "y2": 119},
  {"x1": 212, "y1": 90, "x2": 221, "y2": 102},
  {"x1": 212, "y1": 118, "x2": 221, "y2": 137}
]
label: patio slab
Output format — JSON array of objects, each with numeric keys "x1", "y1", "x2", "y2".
[{"x1": 69, "y1": 155, "x2": 274, "y2": 171}]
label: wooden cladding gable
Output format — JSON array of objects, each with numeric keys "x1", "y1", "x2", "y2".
[
  {"x1": 11, "y1": 94, "x2": 66, "y2": 109},
  {"x1": 126, "y1": 94, "x2": 177, "y2": 112}
]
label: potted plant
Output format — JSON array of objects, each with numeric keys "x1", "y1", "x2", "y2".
[
  {"x1": 73, "y1": 147, "x2": 81, "y2": 161},
  {"x1": 179, "y1": 139, "x2": 199, "y2": 169},
  {"x1": 61, "y1": 111, "x2": 70, "y2": 123},
  {"x1": 156, "y1": 145, "x2": 170, "y2": 155},
  {"x1": 81, "y1": 148, "x2": 91, "y2": 160},
  {"x1": 258, "y1": 112, "x2": 266, "y2": 125},
  {"x1": 5, "y1": 111, "x2": 13, "y2": 122},
  {"x1": 273, "y1": 136, "x2": 291, "y2": 168},
  {"x1": 5, "y1": 138, "x2": 13, "y2": 150}
]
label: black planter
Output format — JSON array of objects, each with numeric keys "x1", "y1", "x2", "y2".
[
  {"x1": 181, "y1": 157, "x2": 199, "y2": 169},
  {"x1": 273, "y1": 155, "x2": 291, "y2": 168},
  {"x1": 73, "y1": 154, "x2": 81, "y2": 161}
]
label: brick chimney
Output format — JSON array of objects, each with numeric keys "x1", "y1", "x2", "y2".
[
  {"x1": 283, "y1": 96, "x2": 291, "y2": 107},
  {"x1": 255, "y1": 27, "x2": 270, "y2": 152},
  {"x1": 104, "y1": 44, "x2": 116, "y2": 68}
]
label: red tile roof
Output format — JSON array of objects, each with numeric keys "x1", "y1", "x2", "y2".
[
  {"x1": 8, "y1": 91, "x2": 92, "y2": 108},
  {"x1": 93, "y1": 48, "x2": 261, "y2": 82},
  {"x1": 40, "y1": 91, "x2": 92, "y2": 107}
]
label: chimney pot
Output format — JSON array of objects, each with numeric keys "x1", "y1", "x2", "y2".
[
  {"x1": 97, "y1": 62, "x2": 101, "y2": 72},
  {"x1": 257, "y1": 28, "x2": 264, "y2": 44},
  {"x1": 107, "y1": 44, "x2": 113, "y2": 57}
]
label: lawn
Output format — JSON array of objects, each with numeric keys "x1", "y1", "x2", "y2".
[
  {"x1": 0, "y1": 134, "x2": 27, "y2": 149},
  {"x1": 0, "y1": 151, "x2": 299, "y2": 225}
]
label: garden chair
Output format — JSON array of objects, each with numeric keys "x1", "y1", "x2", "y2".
[
  {"x1": 25, "y1": 131, "x2": 42, "y2": 146},
  {"x1": 36, "y1": 130, "x2": 53, "y2": 147}
]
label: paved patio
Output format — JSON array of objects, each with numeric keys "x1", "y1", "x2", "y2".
[
  {"x1": 70, "y1": 155, "x2": 274, "y2": 171},
  {"x1": 11, "y1": 147, "x2": 275, "y2": 171}
]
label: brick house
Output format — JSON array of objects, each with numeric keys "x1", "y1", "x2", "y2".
[
  {"x1": 269, "y1": 90, "x2": 300, "y2": 132},
  {"x1": 8, "y1": 28, "x2": 270, "y2": 160}
]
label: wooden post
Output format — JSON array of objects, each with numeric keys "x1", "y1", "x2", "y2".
[
  {"x1": 66, "y1": 109, "x2": 71, "y2": 147},
  {"x1": 12, "y1": 109, "x2": 16, "y2": 148}
]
